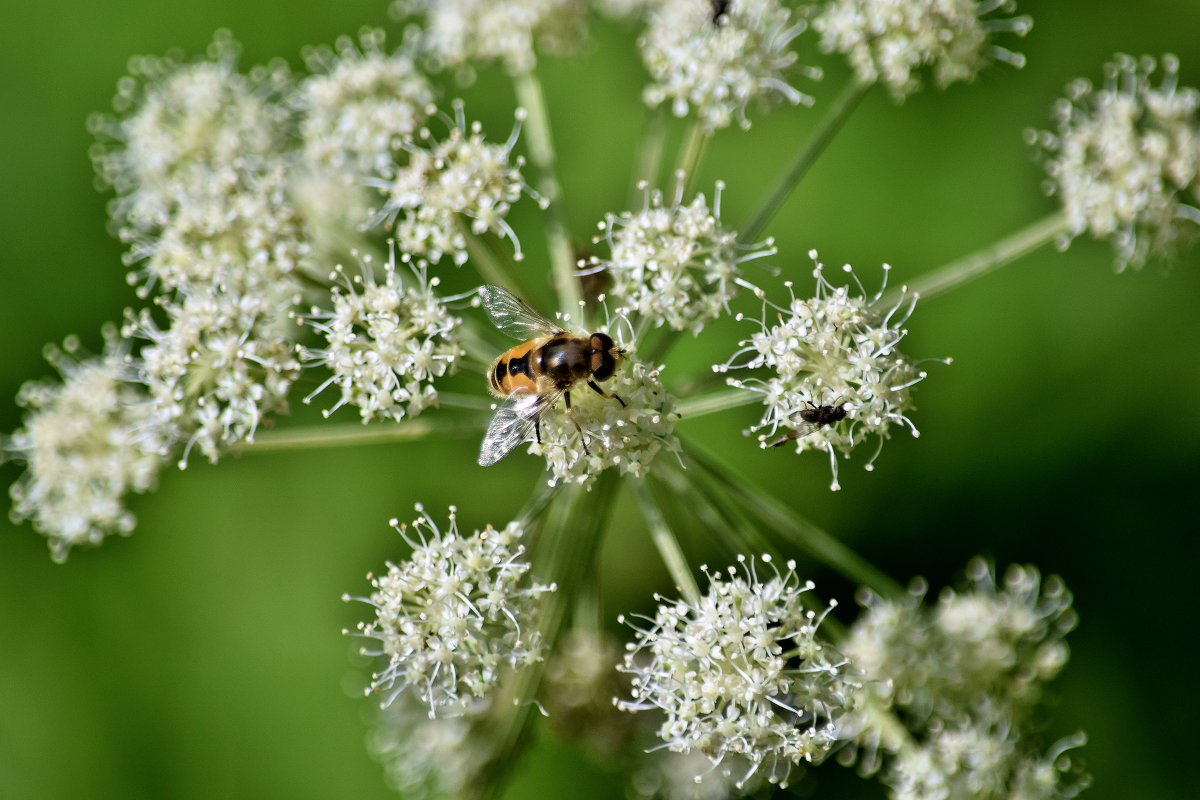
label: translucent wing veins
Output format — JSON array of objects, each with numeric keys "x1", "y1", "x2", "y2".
[{"x1": 478, "y1": 284, "x2": 565, "y2": 340}]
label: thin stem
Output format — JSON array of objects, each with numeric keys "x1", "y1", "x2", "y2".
[
  {"x1": 674, "y1": 121, "x2": 710, "y2": 194},
  {"x1": 237, "y1": 416, "x2": 481, "y2": 453},
  {"x1": 473, "y1": 476, "x2": 617, "y2": 800},
  {"x1": 654, "y1": 461, "x2": 850, "y2": 641},
  {"x1": 654, "y1": 462, "x2": 775, "y2": 562},
  {"x1": 631, "y1": 106, "x2": 668, "y2": 207},
  {"x1": 739, "y1": 79, "x2": 870, "y2": 244},
  {"x1": 895, "y1": 210, "x2": 1071, "y2": 303},
  {"x1": 631, "y1": 477, "x2": 701, "y2": 605},
  {"x1": 676, "y1": 388, "x2": 760, "y2": 419},
  {"x1": 435, "y1": 392, "x2": 495, "y2": 411},
  {"x1": 513, "y1": 69, "x2": 581, "y2": 318},
  {"x1": 685, "y1": 441, "x2": 904, "y2": 599}
]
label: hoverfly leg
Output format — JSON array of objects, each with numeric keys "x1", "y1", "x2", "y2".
[
  {"x1": 586, "y1": 379, "x2": 626, "y2": 408},
  {"x1": 563, "y1": 390, "x2": 591, "y2": 456}
]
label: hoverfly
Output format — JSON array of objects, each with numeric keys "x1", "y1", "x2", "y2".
[{"x1": 478, "y1": 285, "x2": 626, "y2": 466}]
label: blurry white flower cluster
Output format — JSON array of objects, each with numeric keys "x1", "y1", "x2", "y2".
[
  {"x1": 1032, "y1": 53, "x2": 1200, "y2": 269},
  {"x1": 843, "y1": 558, "x2": 1087, "y2": 800},
  {"x1": 813, "y1": 0, "x2": 1032, "y2": 99},
  {"x1": 2, "y1": 330, "x2": 163, "y2": 562}
]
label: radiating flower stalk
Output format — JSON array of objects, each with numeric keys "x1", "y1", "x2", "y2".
[{"x1": 6, "y1": 1, "x2": 1197, "y2": 797}]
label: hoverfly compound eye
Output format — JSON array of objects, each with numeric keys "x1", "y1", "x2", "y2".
[{"x1": 590, "y1": 333, "x2": 615, "y2": 351}]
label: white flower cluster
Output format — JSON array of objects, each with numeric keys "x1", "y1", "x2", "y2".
[
  {"x1": 639, "y1": 0, "x2": 812, "y2": 130},
  {"x1": 347, "y1": 507, "x2": 554, "y2": 717},
  {"x1": 529, "y1": 360, "x2": 681, "y2": 487},
  {"x1": 1, "y1": 332, "x2": 163, "y2": 561},
  {"x1": 87, "y1": 30, "x2": 292, "y2": 237},
  {"x1": 130, "y1": 162, "x2": 309, "y2": 297},
  {"x1": 299, "y1": 249, "x2": 463, "y2": 423},
  {"x1": 299, "y1": 28, "x2": 436, "y2": 176},
  {"x1": 589, "y1": 178, "x2": 772, "y2": 335},
  {"x1": 368, "y1": 693, "x2": 493, "y2": 800},
  {"x1": 843, "y1": 558, "x2": 1086, "y2": 800},
  {"x1": 1030, "y1": 53, "x2": 1200, "y2": 270},
  {"x1": 125, "y1": 283, "x2": 301, "y2": 468},
  {"x1": 813, "y1": 0, "x2": 1032, "y2": 99},
  {"x1": 370, "y1": 104, "x2": 541, "y2": 265},
  {"x1": 393, "y1": 0, "x2": 586, "y2": 75},
  {"x1": 718, "y1": 253, "x2": 933, "y2": 490},
  {"x1": 632, "y1": 748, "x2": 751, "y2": 800},
  {"x1": 542, "y1": 628, "x2": 638, "y2": 759},
  {"x1": 618, "y1": 556, "x2": 854, "y2": 788},
  {"x1": 85, "y1": 35, "x2": 312, "y2": 468}
]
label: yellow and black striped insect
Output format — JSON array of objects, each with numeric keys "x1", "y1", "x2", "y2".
[{"x1": 478, "y1": 284, "x2": 625, "y2": 466}]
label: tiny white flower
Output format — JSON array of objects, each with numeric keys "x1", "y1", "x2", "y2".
[
  {"x1": 299, "y1": 28, "x2": 436, "y2": 176},
  {"x1": 298, "y1": 247, "x2": 463, "y2": 423},
  {"x1": 618, "y1": 555, "x2": 853, "y2": 788},
  {"x1": 347, "y1": 506, "x2": 554, "y2": 717},
  {"x1": 393, "y1": 0, "x2": 587, "y2": 75},
  {"x1": 2, "y1": 329, "x2": 165, "y2": 561},
  {"x1": 813, "y1": 0, "x2": 1032, "y2": 100},
  {"x1": 1030, "y1": 53, "x2": 1200, "y2": 269},
  {"x1": 588, "y1": 176, "x2": 774, "y2": 335},
  {"x1": 527, "y1": 360, "x2": 681, "y2": 488},
  {"x1": 718, "y1": 252, "x2": 938, "y2": 490},
  {"x1": 640, "y1": 0, "x2": 814, "y2": 130},
  {"x1": 369, "y1": 103, "x2": 542, "y2": 266}
]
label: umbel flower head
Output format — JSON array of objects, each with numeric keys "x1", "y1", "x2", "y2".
[
  {"x1": 392, "y1": 0, "x2": 586, "y2": 75},
  {"x1": 124, "y1": 278, "x2": 301, "y2": 469},
  {"x1": 368, "y1": 102, "x2": 542, "y2": 266},
  {"x1": 346, "y1": 506, "x2": 554, "y2": 717},
  {"x1": 718, "y1": 252, "x2": 937, "y2": 490},
  {"x1": 587, "y1": 176, "x2": 775, "y2": 335},
  {"x1": 1030, "y1": 53, "x2": 1200, "y2": 270},
  {"x1": 1, "y1": 329, "x2": 164, "y2": 562},
  {"x1": 813, "y1": 0, "x2": 1032, "y2": 100},
  {"x1": 298, "y1": 246, "x2": 463, "y2": 423},
  {"x1": 617, "y1": 555, "x2": 855, "y2": 789},
  {"x1": 298, "y1": 28, "x2": 436, "y2": 176},
  {"x1": 87, "y1": 30, "x2": 293, "y2": 236},
  {"x1": 639, "y1": 0, "x2": 814, "y2": 131},
  {"x1": 842, "y1": 558, "x2": 1086, "y2": 800}
]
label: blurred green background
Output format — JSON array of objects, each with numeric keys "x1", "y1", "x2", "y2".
[{"x1": 2, "y1": 1, "x2": 1198, "y2": 798}]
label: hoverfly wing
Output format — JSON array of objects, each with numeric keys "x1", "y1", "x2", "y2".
[
  {"x1": 766, "y1": 403, "x2": 849, "y2": 447},
  {"x1": 478, "y1": 285, "x2": 564, "y2": 340},
  {"x1": 766, "y1": 421, "x2": 822, "y2": 448},
  {"x1": 478, "y1": 390, "x2": 563, "y2": 466}
]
